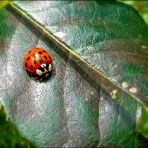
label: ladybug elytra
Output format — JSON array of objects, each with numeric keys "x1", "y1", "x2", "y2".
[{"x1": 23, "y1": 47, "x2": 53, "y2": 80}]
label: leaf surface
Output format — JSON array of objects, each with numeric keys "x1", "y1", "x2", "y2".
[
  {"x1": 13, "y1": 0, "x2": 148, "y2": 106},
  {"x1": 0, "y1": 1, "x2": 148, "y2": 147}
]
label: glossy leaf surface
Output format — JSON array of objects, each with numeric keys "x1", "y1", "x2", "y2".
[
  {"x1": 0, "y1": 1, "x2": 148, "y2": 147},
  {"x1": 14, "y1": 1, "x2": 148, "y2": 106}
]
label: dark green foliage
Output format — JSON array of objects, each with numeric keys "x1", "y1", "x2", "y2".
[
  {"x1": 0, "y1": 105, "x2": 36, "y2": 148},
  {"x1": 0, "y1": 9, "x2": 14, "y2": 40}
]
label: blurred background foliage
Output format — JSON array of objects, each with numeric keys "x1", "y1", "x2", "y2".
[
  {"x1": 0, "y1": 106, "x2": 36, "y2": 148},
  {"x1": 0, "y1": 1, "x2": 12, "y2": 9},
  {"x1": 0, "y1": 0, "x2": 148, "y2": 147},
  {"x1": 119, "y1": 0, "x2": 148, "y2": 24}
]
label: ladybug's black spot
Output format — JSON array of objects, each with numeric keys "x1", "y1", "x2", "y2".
[
  {"x1": 42, "y1": 50, "x2": 46, "y2": 53},
  {"x1": 25, "y1": 63, "x2": 27, "y2": 67},
  {"x1": 39, "y1": 51, "x2": 42, "y2": 55},
  {"x1": 27, "y1": 57, "x2": 30, "y2": 61},
  {"x1": 38, "y1": 66, "x2": 44, "y2": 72},
  {"x1": 30, "y1": 65, "x2": 33, "y2": 68},
  {"x1": 40, "y1": 59, "x2": 43, "y2": 63},
  {"x1": 28, "y1": 51, "x2": 31, "y2": 54},
  {"x1": 34, "y1": 60, "x2": 37, "y2": 64},
  {"x1": 46, "y1": 63, "x2": 49, "y2": 69},
  {"x1": 44, "y1": 55, "x2": 47, "y2": 59},
  {"x1": 32, "y1": 54, "x2": 36, "y2": 58}
]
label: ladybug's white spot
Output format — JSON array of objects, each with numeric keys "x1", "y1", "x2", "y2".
[
  {"x1": 41, "y1": 63, "x2": 46, "y2": 68},
  {"x1": 129, "y1": 87, "x2": 137, "y2": 93},
  {"x1": 122, "y1": 82, "x2": 128, "y2": 88},
  {"x1": 54, "y1": 32, "x2": 66, "y2": 38},
  {"x1": 36, "y1": 69, "x2": 43, "y2": 75},
  {"x1": 48, "y1": 64, "x2": 52, "y2": 72}
]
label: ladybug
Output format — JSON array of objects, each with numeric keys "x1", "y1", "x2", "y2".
[{"x1": 23, "y1": 47, "x2": 53, "y2": 80}]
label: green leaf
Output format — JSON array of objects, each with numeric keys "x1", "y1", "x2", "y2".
[
  {"x1": 0, "y1": 105, "x2": 36, "y2": 147},
  {"x1": 0, "y1": 1, "x2": 148, "y2": 147},
  {"x1": 120, "y1": 1, "x2": 148, "y2": 25},
  {"x1": 0, "y1": 1, "x2": 12, "y2": 9},
  {"x1": 136, "y1": 107, "x2": 148, "y2": 138},
  {"x1": 0, "y1": 9, "x2": 14, "y2": 40}
]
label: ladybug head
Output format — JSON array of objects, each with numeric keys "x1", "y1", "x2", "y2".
[
  {"x1": 27, "y1": 63, "x2": 53, "y2": 81},
  {"x1": 36, "y1": 63, "x2": 52, "y2": 78}
]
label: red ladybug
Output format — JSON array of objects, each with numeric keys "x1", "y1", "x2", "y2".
[{"x1": 23, "y1": 47, "x2": 53, "y2": 80}]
